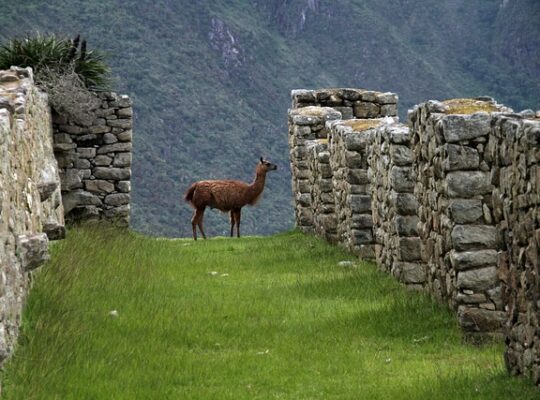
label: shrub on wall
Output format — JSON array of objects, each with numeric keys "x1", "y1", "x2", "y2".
[{"x1": 0, "y1": 33, "x2": 110, "y2": 124}]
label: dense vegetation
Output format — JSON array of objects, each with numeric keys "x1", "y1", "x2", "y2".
[
  {"x1": 0, "y1": 0, "x2": 538, "y2": 237},
  {"x1": 2, "y1": 226, "x2": 538, "y2": 399}
]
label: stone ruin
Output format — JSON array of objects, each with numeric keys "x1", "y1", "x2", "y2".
[
  {"x1": 0, "y1": 67, "x2": 133, "y2": 371},
  {"x1": 288, "y1": 88, "x2": 540, "y2": 385}
]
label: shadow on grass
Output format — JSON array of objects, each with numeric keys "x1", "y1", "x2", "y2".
[{"x1": 291, "y1": 270, "x2": 461, "y2": 343}]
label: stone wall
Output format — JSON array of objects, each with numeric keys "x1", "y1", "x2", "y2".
[
  {"x1": 52, "y1": 92, "x2": 133, "y2": 226},
  {"x1": 0, "y1": 67, "x2": 64, "y2": 365},
  {"x1": 306, "y1": 140, "x2": 338, "y2": 243},
  {"x1": 368, "y1": 122, "x2": 426, "y2": 289},
  {"x1": 288, "y1": 106, "x2": 341, "y2": 232},
  {"x1": 328, "y1": 119, "x2": 389, "y2": 258},
  {"x1": 408, "y1": 98, "x2": 510, "y2": 338},
  {"x1": 490, "y1": 114, "x2": 540, "y2": 383},
  {"x1": 288, "y1": 88, "x2": 540, "y2": 384}
]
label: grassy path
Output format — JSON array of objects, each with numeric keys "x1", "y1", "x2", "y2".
[{"x1": 2, "y1": 226, "x2": 538, "y2": 399}]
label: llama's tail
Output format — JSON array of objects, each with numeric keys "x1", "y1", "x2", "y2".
[{"x1": 184, "y1": 183, "x2": 197, "y2": 203}]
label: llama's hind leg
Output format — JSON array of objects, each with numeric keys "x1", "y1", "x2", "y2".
[
  {"x1": 233, "y1": 208, "x2": 241, "y2": 238},
  {"x1": 191, "y1": 210, "x2": 198, "y2": 240},
  {"x1": 229, "y1": 211, "x2": 236, "y2": 237},
  {"x1": 196, "y1": 208, "x2": 207, "y2": 239},
  {"x1": 192, "y1": 208, "x2": 206, "y2": 240}
]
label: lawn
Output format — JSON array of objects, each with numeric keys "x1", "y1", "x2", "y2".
[{"x1": 1, "y1": 225, "x2": 538, "y2": 399}]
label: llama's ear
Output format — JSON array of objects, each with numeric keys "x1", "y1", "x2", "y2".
[{"x1": 260, "y1": 156, "x2": 264, "y2": 163}]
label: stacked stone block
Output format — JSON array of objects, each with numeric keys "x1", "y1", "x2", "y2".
[
  {"x1": 288, "y1": 106, "x2": 341, "y2": 232},
  {"x1": 306, "y1": 140, "x2": 338, "y2": 243},
  {"x1": 328, "y1": 119, "x2": 389, "y2": 258},
  {"x1": 409, "y1": 98, "x2": 508, "y2": 337},
  {"x1": 0, "y1": 67, "x2": 64, "y2": 368},
  {"x1": 368, "y1": 122, "x2": 426, "y2": 289},
  {"x1": 490, "y1": 114, "x2": 540, "y2": 383},
  {"x1": 53, "y1": 92, "x2": 133, "y2": 226},
  {"x1": 291, "y1": 88, "x2": 398, "y2": 120}
]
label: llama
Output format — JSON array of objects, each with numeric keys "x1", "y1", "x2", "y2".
[{"x1": 184, "y1": 157, "x2": 278, "y2": 240}]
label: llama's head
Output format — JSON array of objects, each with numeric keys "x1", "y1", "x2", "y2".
[{"x1": 259, "y1": 157, "x2": 278, "y2": 173}]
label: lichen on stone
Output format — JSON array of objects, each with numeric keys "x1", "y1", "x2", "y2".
[
  {"x1": 342, "y1": 119, "x2": 382, "y2": 131},
  {"x1": 442, "y1": 98, "x2": 499, "y2": 115}
]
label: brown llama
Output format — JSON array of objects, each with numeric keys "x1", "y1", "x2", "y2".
[{"x1": 184, "y1": 157, "x2": 278, "y2": 240}]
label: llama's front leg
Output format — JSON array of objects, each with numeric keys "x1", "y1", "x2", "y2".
[
  {"x1": 233, "y1": 209, "x2": 241, "y2": 238},
  {"x1": 229, "y1": 211, "x2": 236, "y2": 237}
]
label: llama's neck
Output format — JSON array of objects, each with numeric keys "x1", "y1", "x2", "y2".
[{"x1": 247, "y1": 169, "x2": 267, "y2": 203}]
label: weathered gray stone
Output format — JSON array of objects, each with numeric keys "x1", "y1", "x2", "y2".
[
  {"x1": 85, "y1": 180, "x2": 115, "y2": 193},
  {"x1": 113, "y1": 153, "x2": 132, "y2": 167},
  {"x1": 395, "y1": 216, "x2": 419, "y2": 236},
  {"x1": 443, "y1": 144, "x2": 480, "y2": 171},
  {"x1": 77, "y1": 148, "x2": 96, "y2": 159},
  {"x1": 442, "y1": 113, "x2": 491, "y2": 143},
  {"x1": 93, "y1": 167, "x2": 131, "y2": 180},
  {"x1": 16, "y1": 234, "x2": 49, "y2": 271},
  {"x1": 457, "y1": 307, "x2": 505, "y2": 332},
  {"x1": 390, "y1": 145, "x2": 413, "y2": 166},
  {"x1": 399, "y1": 237, "x2": 422, "y2": 261},
  {"x1": 446, "y1": 171, "x2": 491, "y2": 198},
  {"x1": 107, "y1": 119, "x2": 132, "y2": 129},
  {"x1": 457, "y1": 266, "x2": 498, "y2": 291},
  {"x1": 104, "y1": 193, "x2": 130, "y2": 206},
  {"x1": 117, "y1": 181, "x2": 131, "y2": 193},
  {"x1": 42, "y1": 222, "x2": 66, "y2": 240},
  {"x1": 354, "y1": 102, "x2": 379, "y2": 118},
  {"x1": 62, "y1": 190, "x2": 102, "y2": 214},
  {"x1": 449, "y1": 249, "x2": 498, "y2": 271},
  {"x1": 103, "y1": 133, "x2": 118, "y2": 144},
  {"x1": 117, "y1": 130, "x2": 132, "y2": 142},
  {"x1": 391, "y1": 192, "x2": 417, "y2": 215},
  {"x1": 397, "y1": 262, "x2": 426, "y2": 283},
  {"x1": 350, "y1": 195, "x2": 371, "y2": 213},
  {"x1": 60, "y1": 169, "x2": 82, "y2": 190},
  {"x1": 97, "y1": 142, "x2": 132, "y2": 155},
  {"x1": 94, "y1": 155, "x2": 112, "y2": 166},
  {"x1": 37, "y1": 181, "x2": 57, "y2": 202},
  {"x1": 451, "y1": 225, "x2": 498, "y2": 251},
  {"x1": 88, "y1": 125, "x2": 111, "y2": 134},
  {"x1": 448, "y1": 199, "x2": 483, "y2": 224},
  {"x1": 390, "y1": 166, "x2": 414, "y2": 192}
]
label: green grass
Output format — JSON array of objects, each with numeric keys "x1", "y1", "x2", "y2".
[{"x1": 2, "y1": 225, "x2": 538, "y2": 399}]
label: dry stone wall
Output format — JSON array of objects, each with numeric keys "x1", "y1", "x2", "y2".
[
  {"x1": 53, "y1": 92, "x2": 133, "y2": 226},
  {"x1": 306, "y1": 140, "x2": 338, "y2": 243},
  {"x1": 328, "y1": 119, "x2": 389, "y2": 258},
  {"x1": 288, "y1": 106, "x2": 341, "y2": 232},
  {"x1": 288, "y1": 88, "x2": 540, "y2": 385},
  {"x1": 368, "y1": 122, "x2": 426, "y2": 289},
  {"x1": 0, "y1": 67, "x2": 64, "y2": 366},
  {"x1": 408, "y1": 98, "x2": 510, "y2": 338},
  {"x1": 490, "y1": 114, "x2": 540, "y2": 384}
]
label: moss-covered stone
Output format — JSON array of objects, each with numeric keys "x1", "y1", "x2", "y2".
[{"x1": 442, "y1": 98, "x2": 500, "y2": 115}]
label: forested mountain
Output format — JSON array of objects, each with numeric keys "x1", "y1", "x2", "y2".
[{"x1": 1, "y1": 0, "x2": 538, "y2": 237}]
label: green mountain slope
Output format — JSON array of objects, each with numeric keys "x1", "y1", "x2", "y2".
[{"x1": 1, "y1": 0, "x2": 538, "y2": 237}]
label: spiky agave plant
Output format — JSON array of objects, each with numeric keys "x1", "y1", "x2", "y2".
[{"x1": 0, "y1": 33, "x2": 110, "y2": 89}]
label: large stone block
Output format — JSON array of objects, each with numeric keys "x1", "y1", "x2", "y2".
[
  {"x1": 448, "y1": 199, "x2": 483, "y2": 224},
  {"x1": 449, "y1": 249, "x2": 498, "y2": 271},
  {"x1": 457, "y1": 267, "x2": 498, "y2": 290},
  {"x1": 442, "y1": 113, "x2": 491, "y2": 143},
  {"x1": 446, "y1": 171, "x2": 491, "y2": 198},
  {"x1": 16, "y1": 234, "x2": 49, "y2": 271},
  {"x1": 93, "y1": 167, "x2": 131, "y2": 180},
  {"x1": 451, "y1": 225, "x2": 498, "y2": 251},
  {"x1": 443, "y1": 144, "x2": 480, "y2": 171}
]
